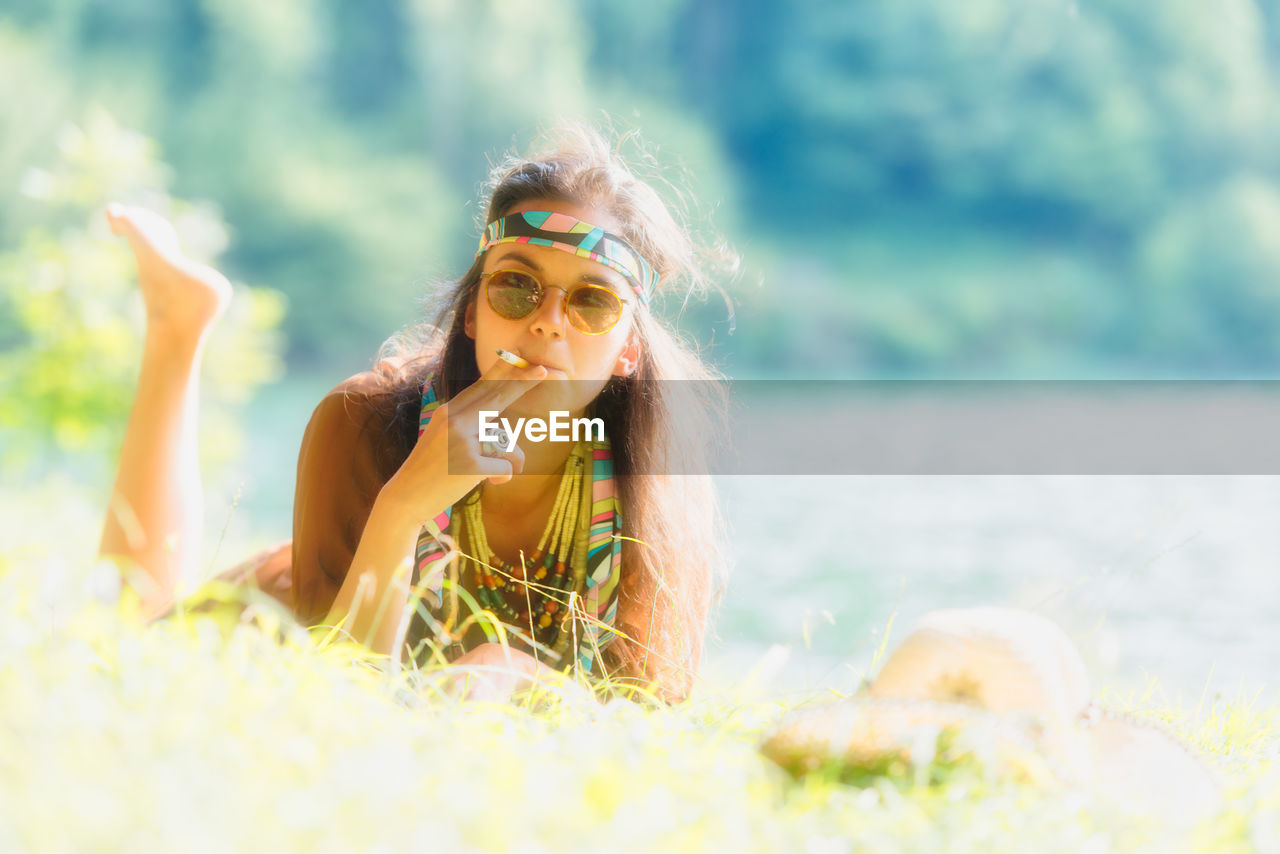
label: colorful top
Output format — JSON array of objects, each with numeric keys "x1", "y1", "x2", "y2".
[{"x1": 408, "y1": 376, "x2": 624, "y2": 673}]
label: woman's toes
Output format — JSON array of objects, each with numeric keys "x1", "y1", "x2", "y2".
[
  {"x1": 106, "y1": 203, "x2": 234, "y2": 334},
  {"x1": 105, "y1": 203, "x2": 129, "y2": 236},
  {"x1": 112, "y1": 205, "x2": 183, "y2": 260}
]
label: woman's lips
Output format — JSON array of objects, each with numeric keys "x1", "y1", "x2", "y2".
[{"x1": 518, "y1": 355, "x2": 567, "y2": 374}]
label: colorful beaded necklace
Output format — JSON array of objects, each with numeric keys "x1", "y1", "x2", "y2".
[
  {"x1": 459, "y1": 442, "x2": 586, "y2": 653},
  {"x1": 412, "y1": 374, "x2": 625, "y2": 673}
]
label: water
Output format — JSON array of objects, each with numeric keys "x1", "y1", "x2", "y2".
[
  {"x1": 706, "y1": 475, "x2": 1280, "y2": 703},
  {"x1": 229, "y1": 377, "x2": 1280, "y2": 704}
]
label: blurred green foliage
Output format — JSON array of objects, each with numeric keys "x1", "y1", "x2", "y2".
[
  {"x1": 0, "y1": 109, "x2": 284, "y2": 473},
  {"x1": 659, "y1": 0, "x2": 1280, "y2": 374},
  {"x1": 5, "y1": 0, "x2": 1280, "y2": 388}
]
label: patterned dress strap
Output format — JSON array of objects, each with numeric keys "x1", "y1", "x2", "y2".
[
  {"x1": 411, "y1": 374, "x2": 452, "y2": 609},
  {"x1": 576, "y1": 435, "x2": 623, "y2": 671}
]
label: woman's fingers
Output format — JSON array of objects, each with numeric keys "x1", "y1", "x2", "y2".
[
  {"x1": 106, "y1": 202, "x2": 184, "y2": 260},
  {"x1": 452, "y1": 358, "x2": 548, "y2": 416},
  {"x1": 421, "y1": 399, "x2": 526, "y2": 483},
  {"x1": 409, "y1": 354, "x2": 551, "y2": 493},
  {"x1": 478, "y1": 356, "x2": 548, "y2": 395},
  {"x1": 475, "y1": 440, "x2": 526, "y2": 485}
]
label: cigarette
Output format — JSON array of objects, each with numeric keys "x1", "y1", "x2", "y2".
[{"x1": 495, "y1": 348, "x2": 531, "y2": 368}]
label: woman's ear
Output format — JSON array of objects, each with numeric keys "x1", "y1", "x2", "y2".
[
  {"x1": 612, "y1": 332, "x2": 641, "y2": 377},
  {"x1": 464, "y1": 300, "x2": 477, "y2": 340}
]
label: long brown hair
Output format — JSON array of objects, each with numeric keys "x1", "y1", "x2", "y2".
[{"x1": 375, "y1": 124, "x2": 730, "y2": 701}]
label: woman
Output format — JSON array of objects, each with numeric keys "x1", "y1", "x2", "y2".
[{"x1": 97, "y1": 126, "x2": 728, "y2": 703}]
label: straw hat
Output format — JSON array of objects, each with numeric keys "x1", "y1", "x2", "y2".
[{"x1": 761, "y1": 607, "x2": 1222, "y2": 819}]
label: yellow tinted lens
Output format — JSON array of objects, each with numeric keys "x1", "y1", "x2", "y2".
[
  {"x1": 486, "y1": 270, "x2": 542, "y2": 319},
  {"x1": 568, "y1": 285, "x2": 624, "y2": 334}
]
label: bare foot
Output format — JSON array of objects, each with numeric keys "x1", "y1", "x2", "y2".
[{"x1": 106, "y1": 203, "x2": 233, "y2": 342}]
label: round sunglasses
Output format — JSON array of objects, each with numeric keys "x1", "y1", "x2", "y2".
[{"x1": 481, "y1": 269, "x2": 631, "y2": 335}]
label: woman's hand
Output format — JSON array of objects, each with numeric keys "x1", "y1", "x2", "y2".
[
  {"x1": 438, "y1": 642, "x2": 595, "y2": 705},
  {"x1": 439, "y1": 642, "x2": 541, "y2": 702},
  {"x1": 325, "y1": 357, "x2": 554, "y2": 653},
  {"x1": 376, "y1": 356, "x2": 549, "y2": 527}
]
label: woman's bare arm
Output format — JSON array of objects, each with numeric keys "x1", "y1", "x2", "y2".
[
  {"x1": 321, "y1": 488, "x2": 425, "y2": 655},
  {"x1": 310, "y1": 360, "x2": 549, "y2": 656}
]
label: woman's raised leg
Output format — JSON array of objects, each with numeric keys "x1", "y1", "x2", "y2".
[{"x1": 97, "y1": 204, "x2": 233, "y2": 617}]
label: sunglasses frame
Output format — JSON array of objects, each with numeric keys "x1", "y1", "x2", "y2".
[{"x1": 480, "y1": 268, "x2": 631, "y2": 336}]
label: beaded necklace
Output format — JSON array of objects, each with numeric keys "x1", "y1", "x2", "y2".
[
  {"x1": 412, "y1": 374, "x2": 624, "y2": 673},
  {"x1": 459, "y1": 442, "x2": 586, "y2": 654}
]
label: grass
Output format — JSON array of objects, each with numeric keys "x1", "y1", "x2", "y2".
[{"x1": 1, "y1": 546, "x2": 1277, "y2": 853}]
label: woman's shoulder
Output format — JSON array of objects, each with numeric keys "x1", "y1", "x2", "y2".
[
  {"x1": 314, "y1": 356, "x2": 424, "y2": 416},
  {"x1": 336, "y1": 366, "x2": 394, "y2": 394},
  {"x1": 303, "y1": 355, "x2": 432, "y2": 458},
  {"x1": 302, "y1": 358, "x2": 432, "y2": 481}
]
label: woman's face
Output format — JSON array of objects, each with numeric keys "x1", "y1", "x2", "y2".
[{"x1": 465, "y1": 198, "x2": 641, "y2": 417}]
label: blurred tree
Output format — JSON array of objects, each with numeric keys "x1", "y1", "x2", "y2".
[
  {"x1": 0, "y1": 110, "x2": 285, "y2": 473},
  {"x1": 1135, "y1": 175, "x2": 1280, "y2": 366},
  {"x1": 319, "y1": 0, "x2": 414, "y2": 118},
  {"x1": 667, "y1": 0, "x2": 1280, "y2": 373},
  {"x1": 8, "y1": 0, "x2": 1280, "y2": 376},
  {"x1": 681, "y1": 0, "x2": 1276, "y2": 228}
]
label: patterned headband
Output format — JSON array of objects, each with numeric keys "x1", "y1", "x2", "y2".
[{"x1": 476, "y1": 210, "x2": 657, "y2": 304}]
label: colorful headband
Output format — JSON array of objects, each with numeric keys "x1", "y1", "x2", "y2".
[{"x1": 476, "y1": 210, "x2": 657, "y2": 304}]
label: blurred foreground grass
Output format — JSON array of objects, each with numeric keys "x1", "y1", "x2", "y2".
[{"x1": 1, "y1": 528, "x2": 1277, "y2": 852}]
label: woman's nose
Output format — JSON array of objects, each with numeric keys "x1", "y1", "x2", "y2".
[{"x1": 529, "y1": 286, "x2": 570, "y2": 338}]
